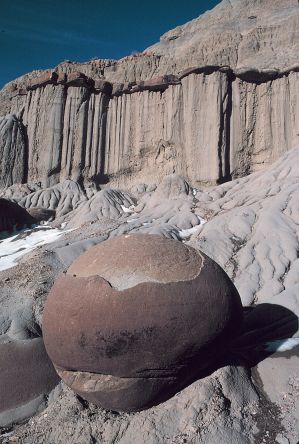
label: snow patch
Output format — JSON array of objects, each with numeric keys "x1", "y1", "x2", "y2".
[
  {"x1": 0, "y1": 227, "x2": 70, "y2": 271},
  {"x1": 121, "y1": 205, "x2": 135, "y2": 214},
  {"x1": 264, "y1": 338, "x2": 299, "y2": 353},
  {"x1": 178, "y1": 217, "x2": 206, "y2": 240}
]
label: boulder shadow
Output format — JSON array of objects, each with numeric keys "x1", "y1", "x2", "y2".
[
  {"x1": 138, "y1": 303, "x2": 298, "y2": 410},
  {"x1": 195, "y1": 303, "x2": 299, "y2": 381},
  {"x1": 226, "y1": 303, "x2": 299, "y2": 366}
]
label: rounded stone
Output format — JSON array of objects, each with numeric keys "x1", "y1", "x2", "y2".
[
  {"x1": 0, "y1": 198, "x2": 35, "y2": 232},
  {"x1": 43, "y1": 234, "x2": 242, "y2": 412}
]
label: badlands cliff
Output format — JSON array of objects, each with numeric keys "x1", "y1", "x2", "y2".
[
  {"x1": 0, "y1": 0, "x2": 299, "y2": 190},
  {"x1": 0, "y1": 1, "x2": 299, "y2": 443}
]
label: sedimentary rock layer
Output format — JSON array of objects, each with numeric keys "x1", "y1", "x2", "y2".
[
  {"x1": 0, "y1": 0, "x2": 298, "y2": 188},
  {"x1": 0, "y1": 115, "x2": 27, "y2": 188},
  {"x1": 1, "y1": 67, "x2": 298, "y2": 189}
]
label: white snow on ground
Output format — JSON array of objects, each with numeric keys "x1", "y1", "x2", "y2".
[
  {"x1": 121, "y1": 205, "x2": 135, "y2": 214},
  {"x1": 264, "y1": 338, "x2": 299, "y2": 353},
  {"x1": 0, "y1": 227, "x2": 69, "y2": 271},
  {"x1": 179, "y1": 217, "x2": 206, "y2": 240}
]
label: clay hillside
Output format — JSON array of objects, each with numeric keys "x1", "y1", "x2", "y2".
[{"x1": 0, "y1": 1, "x2": 298, "y2": 443}]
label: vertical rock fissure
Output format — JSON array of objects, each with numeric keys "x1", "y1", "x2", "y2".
[
  {"x1": 55, "y1": 85, "x2": 67, "y2": 184},
  {"x1": 1, "y1": 69, "x2": 298, "y2": 189},
  {"x1": 21, "y1": 120, "x2": 29, "y2": 184},
  {"x1": 224, "y1": 75, "x2": 233, "y2": 182},
  {"x1": 217, "y1": 74, "x2": 232, "y2": 184},
  {"x1": 98, "y1": 93, "x2": 110, "y2": 185},
  {"x1": 77, "y1": 90, "x2": 91, "y2": 186}
]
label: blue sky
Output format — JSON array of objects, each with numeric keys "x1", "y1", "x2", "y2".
[{"x1": 0, "y1": 0, "x2": 220, "y2": 88}]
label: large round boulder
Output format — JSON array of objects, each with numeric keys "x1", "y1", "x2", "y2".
[{"x1": 43, "y1": 234, "x2": 242, "y2": 412}]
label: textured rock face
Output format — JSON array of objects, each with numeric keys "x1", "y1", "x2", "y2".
[
  {"x1": 0, "y1": 0, "x2": 299, "y2": 189},
  {"x1": 19, "y1": 180, "x2": 87, "y2": 218},
  {"x1": 145, "y1": 0, "x2": 299, "y2": 76},
  {"x1": 43, "y1": 234, "x2": 242, "y2": 412},
  {"x1": 0, "y1": 115, "x2": 27, "y2": 188},
  {"x1": 66, "y1": 188, "x2": 135, "y2": 227},
  {"x1": 1, "y1": 149, "x2": 299, "y2": 442},
  {"x1": 192, "y1": 146, "x2": 299, "y2": 310}
]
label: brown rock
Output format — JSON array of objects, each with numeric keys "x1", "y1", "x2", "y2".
[
  {"x1": 94, "y1": 79, "x2": 112, "y2": 95},
  {"x1": 10, "y1": 88, "x2": 27, "y2": 98},
  {"x1": 178, "y1": 66, "x2": 222, "y2": 80},
  {"x1": 65, "y1": 71, "x2": 93, "y2": 88},
  {"x1": 122, "y1": 81, "x2": 137, "y2": 94},
  {"x1": 56, "y1": 72, "x2": 67, "y2": 84},
  {"x1": 43, "y1": 234, "x2": 242, "y2": 412},
  {"x1": 27, "y1": 71, "x2": 58, "y2": 90},
  {"x1": 0, "y1": 198, "x2": 35, "y2": 232},
  {"x1": 0, "y1": 115, "x2": 27, "y2": 188},
  {"x1": 112, "y1": 83, "x2": 124, "y2": 96},
  {"x1": 140, "y1": 75, "x2": 180, "y2": 91},
  {"x1": 0, "y1": 338, "x2": 59, "y2": 427}
]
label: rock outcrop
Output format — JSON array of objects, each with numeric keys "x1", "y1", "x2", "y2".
[
  {"x1": 191, "y1": 145, "x2": 299, "y2": 310},
  {"x1": 0, "y1": 148, "x2": 298, "y2": 442},
  {"x1": 0, "y1": 0, "x2": 299, "y2": 189},
  {"x1": 43, "y1": 234, "x2": 242, "y2": 412},
  {"x1": 0, "y1": 198, "x2": 35, "y2": 232},
  {"x1": 0, "y1": 115, "x2": 27, "y2": 188},
  {"x1": 0, "y1": 338, "x2": 59, "y2": 427},
  {"x1": 65, "y1": 189, "x2": 135, "y2": 227},
  {"x1": 19, "y1": 180, "x2": 87, "y2": 218}
]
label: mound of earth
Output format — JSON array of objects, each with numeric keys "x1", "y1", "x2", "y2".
[{"x1": 0, "y1": 147, "x2": 297, "y2": 443}]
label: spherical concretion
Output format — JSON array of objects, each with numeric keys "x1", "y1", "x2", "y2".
[{"x1": 43, "y1": 234, "x2": 243, "y2": 412}]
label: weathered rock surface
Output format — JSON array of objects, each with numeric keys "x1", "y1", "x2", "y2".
[
  {"x1": 109, "y1": 175, "x2": 202, "y2": 240},
  {"x1": 0, "y1": 115, "x2": 27, "y2": 188},
  {"x1": 19, "y1": 180, "x2": 87, "y2": 218},
  {"x1": 65, "y1": 188, "x2": 135, "y2": 228},
  {"x1": 43, "y1": 234, "x2": 242, "y2": 412},
  {"x1": 0, "y1": 0, "x2": 298, "y2": 189},
  {"x1": 0, "y1": 148, "x2": 298, "y2": 442},
  {"x1": 191, "y1": 146, "x2": 299, "y2": 311},
  {"x1": 0, "y1": 183, "x2": 42, "y2": 202},
  {"x1": 146, "y1": 0, "x2": 299, "y2": 77},
  {"x1": 0, "y1": 337, "x2": 60, "y2": 428},
  {"x1": 0, "y1": 0, "x2": 298, "y2": 441},
  {"x1": 64, "y1": 175, "x2": 201, "y2": 241}
]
